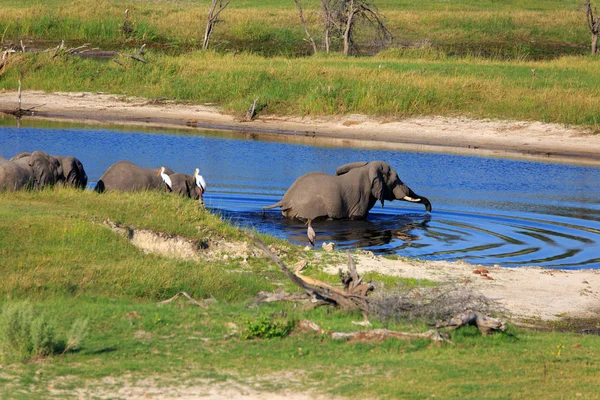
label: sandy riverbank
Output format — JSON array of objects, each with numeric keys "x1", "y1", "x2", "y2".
[{"x1": 1, "y1": 90, "x2": 599, "y2": 323}]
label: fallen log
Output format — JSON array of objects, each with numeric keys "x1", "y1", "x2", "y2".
[
  {"x1": 297, "y1": 320, "x2": 450, "y2": 343},
  {"x1": 244, "y1": 230, "x2": 372, "y2": 312},
  {"x1": 435, "y1": 310, "x2": 507, "y2": 336}
]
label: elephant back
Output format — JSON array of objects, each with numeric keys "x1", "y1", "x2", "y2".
[{"x1": 96, "y1": 160, "x2": 174, "y2": 192}]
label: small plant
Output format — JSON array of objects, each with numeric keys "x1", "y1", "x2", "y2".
[
  {"x1": 0, "y1": 301, "x2": 88, "y2": 362},
  {"x1": 241, "y1": 316, "x2": 296, "y2": 340}
]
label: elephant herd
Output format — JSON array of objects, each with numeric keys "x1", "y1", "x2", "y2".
[
  {"x1": 0, "y1": 151, "x2": 205, "y2": 201},
  {"x1": 2, "y1": 152, "x2": 431, "y2": 230},
  {"x1": 0, "y1": 151, "x2": 88, "y2": 191}
]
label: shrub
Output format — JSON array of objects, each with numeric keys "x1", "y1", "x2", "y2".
[
  {"x1": 0, "y1": 301, "x2": 89, "y2": 362},
  {"x1": 241, "y1": 316, "x2": 296, "y2": 340}
]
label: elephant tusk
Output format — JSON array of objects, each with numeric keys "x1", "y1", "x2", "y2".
[{"x1": 403, "y1": 196, "x2": 421, "y2": 203}]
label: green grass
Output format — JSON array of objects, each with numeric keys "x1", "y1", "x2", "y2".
[
  {"x1": 3, "y1": 50, "x2": 600, "y2": 128},
  {"x1": 0, "y1": 0, "x2": 592, "y2": 57},
  {"x1": 2, "y1": 0, "x2": 600, "y2": 129},
  {"x1": 1, "y1": 189, "x2": 599, "y2": 398}
]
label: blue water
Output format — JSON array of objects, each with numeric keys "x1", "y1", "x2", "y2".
[{"x1": 1, "y1": 123, "x2": 599, "y2": 269}]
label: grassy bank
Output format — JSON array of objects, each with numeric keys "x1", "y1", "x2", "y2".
[
  {"x1": 1, "y1": 0, "x2": 600, "y2": 129},
  {"x1": 1, "y1": 189, "x2": 600, "y2": 398},
  {"x1": 3, "y1": 50, "x2": 600, "y2": 128}
]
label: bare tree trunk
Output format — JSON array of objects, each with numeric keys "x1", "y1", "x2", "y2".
[
  {"x1": 585, "y1": 1, "x2": 600, "y2": 54},
  {"x1": 321, "y1": 0, "x2": 334, "y2": 53},
  {"x1": 343, "y1": 1, "x2": 358, "y2": 55},
  {"x1": 293, "y1": 0, "x2": 318, "y2": 55},
  {"x1": 203, "y1": 0, "x2": 230, "y2": 50}
]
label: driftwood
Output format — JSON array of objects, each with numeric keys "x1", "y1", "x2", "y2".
[
  {"x1": 244, "y1": 231, "x2": 373, "y2": 312},
  {"x1": 46, "y1": 41, "x2": 147, "y2": 63},
  {"x1": 297, "y1": 320, "x2": 450, "y2": 343},
  {"x1": 245, "y1": 97, "x2": 260, "y2": 121},
  {"x1": 435, "y1": 310, "x2": 507, "y2": 336},
  {"x1": 253, "y1": 289, "x2": 313, "y2": 304},
  {"x1": 0, "y1": 81, "x2": 44, "y2": 125}
]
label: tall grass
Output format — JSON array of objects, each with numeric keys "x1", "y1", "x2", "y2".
[
  {"x1": 2, "y1": 50, "x2": 600, "y2": 128},
  {"x1": 0, "y1": 0, "x2": 591, "y2": 58}
]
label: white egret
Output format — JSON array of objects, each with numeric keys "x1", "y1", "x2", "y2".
[
  {"x1": 157, "y1": 166, "x2": 172, "y2": 192},
  {"x1": 193, "y1": 168, "x2": 207, "y2": 207},
  {"x1": 193, "y1": 168, "x2": 206, "y2": 192},
  {"x1": 306, "y1": 219, "x2": 316, "y2": 247}
]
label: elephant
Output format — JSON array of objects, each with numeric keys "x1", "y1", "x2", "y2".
[
  {"x1": 0, "y1": 156, "x2": 34, "y2": 191},
  {"x1": 263, "y1": 160, "x2": 431, "y2": 221},
  {"x1": 10, "y1": 152, "x2": 88, "y2": 189},
  {"x1": 95, "y1": 161, "x2": 198, "y2": 199},
  {"x1": 168, "y1": 172, "x2": 201, "y2": 200},
  {"x1": 95, "y1": 161, "x2": 175, "y2": 193},
  {"x1": 0, "y1": 150, "x2": 70, "y2": 191}
]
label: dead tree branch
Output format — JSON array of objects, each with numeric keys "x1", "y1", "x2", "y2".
[
  {"x1": 157, "y1": 291, "x2": 209, "y2": 309},
  {"x1": 203, "y1": 0, "x2": 230, "y2": 50},
  {"x1": 52, "y1": 40, "x2": 65, "y2": 58},
  {"x1": 293, "y1": 0, "x2": 318, "y2": 54},
  {"x1": 244, "y1": 230, "x2": 372, "y2": 312}
]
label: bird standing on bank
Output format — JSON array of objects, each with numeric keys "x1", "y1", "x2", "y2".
[
  {"x1": 158, "y1": 166, "x2": 172, "y2": 192},
  {"x1": 194, "y1": 168, "x2": 207, "y2": 207},
  {"x1": 306, "y1": 219, "x2": 316, "y2": 247}
]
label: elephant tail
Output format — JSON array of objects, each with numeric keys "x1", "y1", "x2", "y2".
[
  {"x1": 262, "y1": 201, "x2": 283, "y2": 217},
  {"x1": 262, "y1": 201, "x2": 282, "y2": 211}
]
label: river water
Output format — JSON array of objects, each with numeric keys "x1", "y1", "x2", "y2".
[{"x1": 1, "y1": 121, "x2": 599, "y2": 269}]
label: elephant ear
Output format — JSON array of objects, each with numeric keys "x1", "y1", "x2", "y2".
[
  {"x1": 368, "y1": 164, "x2": 385, "y2": 207},
  {"x1": 335, "y1": 161, "x2": 368, "y2": 176}
]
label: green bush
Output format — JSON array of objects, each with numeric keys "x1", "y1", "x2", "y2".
[
  {"x1": 0, "y1": 301, "x2": 88, "y2": 362},
  {"x1": 241, "y1": 316, "x2": 296, "y2": 340}
]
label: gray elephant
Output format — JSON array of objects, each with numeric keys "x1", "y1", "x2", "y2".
[
  {"x1": 263, "y1": 160, "x2": 431, "y2": 220},
  {"x1": 95, "y1": 161, "x2": 175, "y2": 193},
  {"x1": 0, "y1": 156, "x2": 34, "y2": 191},
  {"x1": 0, "y1": 150, "x2": 65, "y2": 191},
  {"x1": 10, "y1": 152, "x2": 88, "y2": 189},
  {"x1": 169, "y1": 173, "x2": 201, "y2": 200}
]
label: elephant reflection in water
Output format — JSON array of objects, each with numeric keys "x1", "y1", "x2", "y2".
[{"x1": 284, "y1": 215, "x2": 430, "y2": 249}]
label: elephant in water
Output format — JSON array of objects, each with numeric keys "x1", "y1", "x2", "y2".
[
  {"x1": 263, "y1": 160, "x2": 431, "y2": 221},
  {"x1": 95, "y1": 161, "x2": 175, "y2": 193},
  {"x1": 95, "y1": 161, "x2": 199, "y2": 199},
  {"x1": 10, "y1": 152, "x2": 88, "y2": 189},
  {"x1": 168, "y1": 172, "x2": 200, "y2": 200}
]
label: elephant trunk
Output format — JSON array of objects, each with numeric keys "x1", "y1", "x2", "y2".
[{"x1": 393, "y1": 184, "x2": 432, "y2": 212}]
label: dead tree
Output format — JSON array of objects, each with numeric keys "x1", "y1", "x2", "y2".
[
  {"x1": 341, "y1": 0, "x2": 392, "y2": 56},
  {"x1": 203, "y1": 0, "x2": 230, "y2": 50},
  {"x1": 244, "y1": 231, "x2": 373, "y2": 312},
  {"x1": 585, "y1": 1, "x2": 600, "y2": 54},
  {"x1": 293, "y1": 0, "x2": 318, "y2": 54}
]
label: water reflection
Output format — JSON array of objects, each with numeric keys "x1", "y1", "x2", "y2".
[{"x1": 1, "y1": 121, "x2": 599, "y2": 269}]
